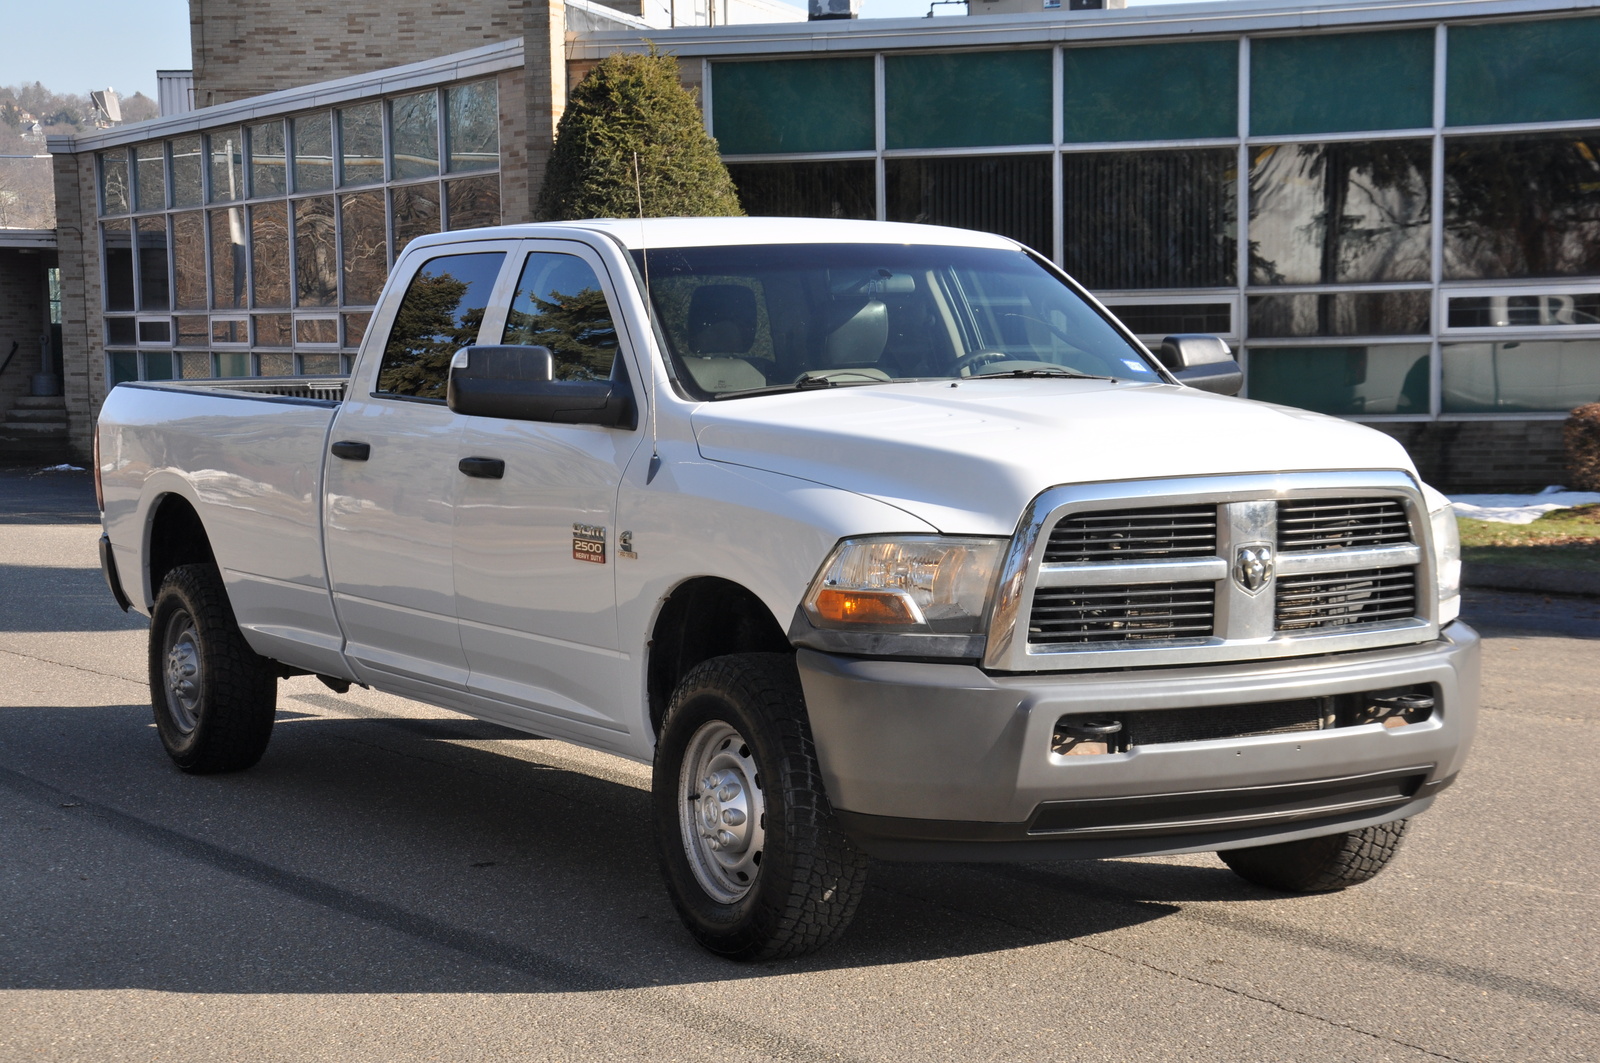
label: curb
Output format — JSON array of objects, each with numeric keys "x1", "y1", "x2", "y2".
[{"x1": 1464, "y1": 564, "x2": 1600, "y2": 597}]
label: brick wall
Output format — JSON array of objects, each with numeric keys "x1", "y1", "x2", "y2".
[
  {"x1": 190, "y1": 0, "x2": 534, "y2": 105},
  {"x1": 0, "y1": 250, "x2": 50, "y2": 416},
  {"x1": 1365, "y1": 420, "x2": 1571, "y2": 493},
  {"x1": 51, "y1": 151, "x2": 103, "y2": 463}
]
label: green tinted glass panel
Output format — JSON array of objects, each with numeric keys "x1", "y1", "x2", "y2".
[
  {"x1": 885, "y1": 51, "x2": 1050, "y2": 150},
  {"x1": 143, "y1": 351, "x2": 174, "y2": 381},
  {"x1": 712, "y1": 58, "x2": 874, "y2": 155},
  {"x1": 1447, "y1": 17, "x2": 1600, "y2": 127},
  {"x1": 1248, "y1": 344, "x2": 1430, "y2": 415},
  {"x1": 1251, "y1": 30, "x2": 1433, "y2": 136},
  {"x1": 1064, "y1": 41, "x2": 1237, "y2": 143},
  {"x1": 109, "y1": 352, "x2": 138, "y2": 385}
]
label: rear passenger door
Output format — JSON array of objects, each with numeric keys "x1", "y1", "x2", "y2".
[
  {"x1": 451, "y1": 240, "x2": 648, "y2": 744},
  {"x1": 324, "y1": 244, "x2": 516, "y2": 695}
]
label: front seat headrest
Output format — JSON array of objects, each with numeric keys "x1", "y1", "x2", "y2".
[{"x1": 687, "y1": 284, "x2": 758, "y2": 356}]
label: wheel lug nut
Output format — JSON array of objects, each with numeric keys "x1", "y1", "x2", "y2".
[
  {"x1": 717, "y1": 784, "x2": 739, "y2": 802},
  {"x1": 717, "y1": 830, "x2": 738, "y2": 848},
  {"x1": 721, "y1": 808, "x2": 745, "y2": 826}
]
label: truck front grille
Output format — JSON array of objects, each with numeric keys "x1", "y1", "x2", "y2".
[
  {"x1": 1276, "y1": 568, "x2": 1418, "y2": 631},
  {"x1": 1029, "y1": 583, "x2": 1216, "y2": 644},
  {"x1": 1000, "y1": 474, "x2": 1435, "y2": 670},
  {"x1": 1278, "y1": 498, "x2": 1410, "y2": 551},
  {"x1": 1044, "y1": 505, "x2": 1218, "y2": 563}
]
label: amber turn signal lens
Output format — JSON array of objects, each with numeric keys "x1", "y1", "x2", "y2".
[{"x1": 811, "y1": 588, "x2": 919, "y2": 625}]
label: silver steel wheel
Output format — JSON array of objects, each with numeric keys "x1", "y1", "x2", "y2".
[
  {"x1": 162, "y1": 609, "x2": 203, "y2": 735},
  {"x1": 678, "y1": 719, "x2": 767, "y2": 904}
]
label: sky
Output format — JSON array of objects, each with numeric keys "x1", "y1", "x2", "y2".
[{"x1": 1, "y1": 0, "x2": 1191, "y2": 101}]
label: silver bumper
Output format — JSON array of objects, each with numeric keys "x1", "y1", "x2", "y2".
[{"x1": 796, "y1": 623, "x2": 1479, "y2": 861}]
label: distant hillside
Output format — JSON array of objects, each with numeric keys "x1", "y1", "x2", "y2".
[
  {"x1": 0, "y1": 82, "x2": 159, "y2": 136},
  {"x1": 0, "y1": 82, "x2": 158, "y2": 229}
]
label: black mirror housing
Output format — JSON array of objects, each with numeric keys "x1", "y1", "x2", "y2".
[
  {"x1": 1155, "y1": 334, "x2": 1243, "y2": 396},
  {"x1": 447, "y1": 345, "x2": 635, "y2": 428}
]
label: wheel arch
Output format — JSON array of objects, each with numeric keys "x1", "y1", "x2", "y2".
[
  {"x1": 145, "y1": 492, "x2": 217, "y2": 606},
  {"x1": 646, "y1": 576, "x2": 792, "y2": 737}
]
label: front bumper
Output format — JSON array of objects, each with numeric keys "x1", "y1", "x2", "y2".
[{"x1": 797, "y1": 623, "x2": 1479, "y2": 861}]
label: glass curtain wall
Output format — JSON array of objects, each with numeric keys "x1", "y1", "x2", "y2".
[
  {"x1": 711, "y1": 14, "x2": 1600, "y2": 422},
  {"x1": 98, "y1": 78, "x2": 500, "y2": 384}
]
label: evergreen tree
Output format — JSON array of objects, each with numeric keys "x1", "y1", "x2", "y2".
[{"x1": 537, "y1": 50, "x2": 743, "y2": 221}]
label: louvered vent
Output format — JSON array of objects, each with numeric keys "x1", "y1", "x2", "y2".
[
  {"x1": 1276, "y1": 568, "x2": 1417, "y2": 631},
  {"x1": 1278, "y1": 498, "x2": 1411, "y2": 551},
  {"x1": 1030, "y1": 583, "x2": 1216, "y2": 644},
  {"x1": 1044, "y1": 505, "x2": 1218, "y2": 563}
]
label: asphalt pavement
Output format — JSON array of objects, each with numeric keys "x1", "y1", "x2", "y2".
[{"x1": 1, "y1": 467, "x2": 1596, "y2": 1062}]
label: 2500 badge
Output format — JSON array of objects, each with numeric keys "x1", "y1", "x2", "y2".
[{"x1": 572, "y1": 523, "x2": 606, "y2": 564}]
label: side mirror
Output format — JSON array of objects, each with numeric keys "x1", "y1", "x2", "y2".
[
  {"x1": 1155, "y1": 334, "x2": 1243, "y2": 396},
  {"x1": 447, "y1": 345, "x2": 635, "y2": 428}
]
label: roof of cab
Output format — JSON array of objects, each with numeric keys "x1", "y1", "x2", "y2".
[{"x1": 402, "y1": 217, "x2": 1024, "y2": 253}]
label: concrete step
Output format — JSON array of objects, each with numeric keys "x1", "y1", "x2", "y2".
[
  {"x1": 10, "y1": 395, "x2": 68, "y2": 410},
  {"x1": 0, "y1": 421, "x2": 70, "y2": 438},
  {"x1": 5, "y1": 408, "x2": 69, "y2": 424}
]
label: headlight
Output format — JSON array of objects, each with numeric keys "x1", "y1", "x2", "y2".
[
  {"x1": 1422, "y1": 484, "x2": 1461, "y2": 625},
  {"x1": 796, "y1": 536, "x2": 1007, "y2": 657}
]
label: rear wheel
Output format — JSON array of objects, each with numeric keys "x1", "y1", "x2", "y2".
[
  {"x1": 653, "y1": 653, "x2": 867, "y2": 961},
  {"x1": 1219, "y1": 819, "x2": 1410, "y2": 892},
  {"x1": 148, "y1": 563, "x2": 278, "y2": 773}
]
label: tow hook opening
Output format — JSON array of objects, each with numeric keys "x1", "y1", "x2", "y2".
[{"x1": 1051, "y1": 684, "x2": 1439, "y2": 757}]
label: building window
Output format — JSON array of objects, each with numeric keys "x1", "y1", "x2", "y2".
[
  {"x1": 712, "y1": 58, "x2": 875, "y2": 155},
  {"x1": 1442, "y1": 339, "x2": 1600, "y2": 412},
  {"x1": 1062, "y1": 40, "x2": 1238, "y2": 143},
  {"x1": 1444, "y1": 132, "x2": 1600, "y2": 281},
  {"x1": 1447, "y1": 16, "x2": 1600, "y2": 127},
  {"x1": 1248, "y1": 292, "x2": 1431, "y2": 338},
  {"x1": 727, "y1": 160, "x2": 876, "y2": 220},
  {"x1": 1063, "y1": 149, "x2": 1237, "y2": 289},
  {"x1": 886, "y1": 154, "x2": 1053, "y2": 257},
  {"x1": 1248, "y1": 345, "x2": 1431, "y2": 415},
  {"x1": 1249, "y1": 29, "x2": 1434, "y2": 136},
  {"x1": 884, "y1": 51, "x2": 1051, "y2": 150},
  {"x1": 1248, "y1": 139, "x2": 1431, "y2": 286},
  {"x1": 98, "y1": 77, "x2": 500, "y2": 384}
]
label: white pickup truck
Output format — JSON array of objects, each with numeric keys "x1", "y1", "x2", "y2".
[{"x1": 97, "y1": 218, "x2": 1478, "y2": 960}]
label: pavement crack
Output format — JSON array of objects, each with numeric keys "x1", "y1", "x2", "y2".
[
  {"x1": 0, "y1": 645, "x2": 145, "y2": 688},
  {"x1": 0, "y1": 762, "x2": 864, "y2": 1063}
]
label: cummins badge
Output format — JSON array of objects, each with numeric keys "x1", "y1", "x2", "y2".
[{"x1": 1234, "y1": 544, "x2": 1273, "y2": 594}]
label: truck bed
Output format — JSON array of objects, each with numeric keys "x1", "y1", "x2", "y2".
[{"x1": 99, "y1": 379, "x2": 351, "y2": 675}]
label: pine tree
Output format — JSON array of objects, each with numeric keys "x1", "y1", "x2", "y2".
[{"x1": 537, "y1": 50, "x2": 743, "y2": 221}]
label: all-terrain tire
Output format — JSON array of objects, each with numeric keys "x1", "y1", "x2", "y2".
[
  {"x1": 653, "y1": 653, "x2": 868, "y2": 961},
  {"x1": 148, "y1": 563, "x2": 278, "y2": 773},
  {"x1": 1219, "y1": 819, "x2": 1410, "y2": 892}
]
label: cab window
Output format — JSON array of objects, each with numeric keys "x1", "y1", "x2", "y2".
[
  {"x1": 374, "y1": 251, "x2": 505, "y2": 400},
  {"x1": 503, "y1": 252, "x2": 621, "y2": 381}
]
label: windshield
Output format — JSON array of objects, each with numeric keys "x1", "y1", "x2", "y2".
[{"x1": 630, "y1": 243, "x2": 1159, "y2": 398}]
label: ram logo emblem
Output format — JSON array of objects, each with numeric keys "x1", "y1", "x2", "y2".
[{"x1": 1234, "y1": 544, "x2": 1274, "y2": 594}]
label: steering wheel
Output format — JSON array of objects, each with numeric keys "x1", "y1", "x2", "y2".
[{"x1": 954, "y1": 351, "x2": 1011, "y2": 376}]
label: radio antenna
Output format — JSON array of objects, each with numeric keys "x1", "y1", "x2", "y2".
[{"x1": 634, "y1": 151, "x2": 662, "y2": 484}]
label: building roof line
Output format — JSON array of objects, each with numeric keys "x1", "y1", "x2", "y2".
[
  {"x1": 48, "y1": 38, "x2": 525, "y2": 154},
  {"x1": 570, "y1": 0, "x2": 1598, "y2": 57}
]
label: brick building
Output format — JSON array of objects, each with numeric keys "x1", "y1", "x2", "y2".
[{"x1": 32, "y1": 0, "x2": 1600, "y2": 488}]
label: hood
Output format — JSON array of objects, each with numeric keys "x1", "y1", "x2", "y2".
[{"x1": 690, "y1": 379, "x2": 1418, "y2": 534}]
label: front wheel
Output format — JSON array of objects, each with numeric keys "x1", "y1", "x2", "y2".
[
  {"x1": 1219, "y1": 819, "x2": 1410, "y2": 893},
  {"x1": 148, "y1": 563, "x2": 278, "y2": 773},
  {"x1": 652, "y1": 653, "x2": 867, "y2": 961}
]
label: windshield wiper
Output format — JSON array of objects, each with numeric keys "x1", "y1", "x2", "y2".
[
  {"x1": 707, "y1": 376, "x2": 894, "y2": 400},
  {"x1": 972, "y1": 368, "x2": 1121, "y2": 382}
]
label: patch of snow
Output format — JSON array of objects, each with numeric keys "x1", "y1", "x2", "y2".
[
  {"x1": 39, "y1": 463, "x2": 85, "y2": 473},
  {"x1": 1450, "y1": 486, "x2": 1600, "y2": 524}
]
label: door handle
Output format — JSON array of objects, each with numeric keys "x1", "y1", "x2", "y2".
[
  {"x1": 331, "y1": 440, "x2": 370, "y2": 461},
  {"x1": 458, "y1": 456, "x2": 505, "y2": 479}
]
